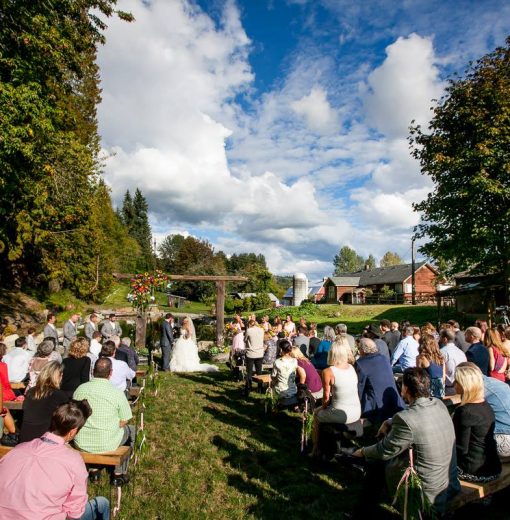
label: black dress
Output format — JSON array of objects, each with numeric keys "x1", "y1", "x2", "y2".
[
  {"x1": 20, "y1": 388, "x2": 69, "y2": 442},
  {"x1": 453, "y1": 401, "x2": 502, "y2": 477},
  {"x1": 61, "y1": 357, "x2": 91, "y2": 398}
]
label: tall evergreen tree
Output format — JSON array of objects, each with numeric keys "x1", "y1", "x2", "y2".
[
  {"x1": 132, "y1": 188, "x2": 153, "y2": 270},
  {"x1": 121, "y1": 190, "x2": 135, "y2": 232}
]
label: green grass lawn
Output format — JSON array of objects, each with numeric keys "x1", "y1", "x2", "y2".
[{"x1": 95, "y1": 369, "x2": 508, "y2": 520}]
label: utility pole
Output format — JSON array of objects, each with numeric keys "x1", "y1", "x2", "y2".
[{"x1": 411, "y1": 237, "x2": 416, "y2": 305}]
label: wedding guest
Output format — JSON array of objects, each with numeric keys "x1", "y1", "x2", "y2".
[
  {"x1": 475, "y1": 320, "x2": 489, "y2": 342},
  {"x1": 465, "y1": 327, "x2": 489, "y2": 376},
  {"x1": 118, "y1": 337, "x2": 139, "y2": 372},
  {"x1": 262, "y1": 331, "x2": 277, "y2": 366},
  {"x1": 299, "y1": 317, "x2": 308, "y2": 331},
  {"x1": 447, "y1": 320, "x2": 470, "y2": 352},
  {"x1": 283, "y1": 315, "x2": 296, "y2": 337},
  {"x1": 364, "y1": 325, "x2": 390, "y2": 359},
  {"x1": 231, "y1": 315, "x2": 245, "y2": 353},
  {"x1": 293, "y1": 326, "x2": 310, "y2": 357},
  {"x1": 355, "y1": 338, "x2": 404, "y2": 423},
  {"x1": 0, "y1": 343, "x2": 16, "y2": 401},
  {"x1": 379, "y1": 319, "x2": 400, "y2": 355},
  {"x1": 311, "y1": 326, "x2": 336, "y2": 370},
  {"x1": 20, "y1": 361, "x2": 68, "y2": 443},
  {"x1": 391, "y1": 326, "x2": 419, "y2": 373},
  {"x1": 61, "y1": 338, "x2": 91, "y2": 398},
  {"x1": 43, "y1": 313, "x2": 59, "y2": 348},
  {"x1": 497, "y1": 324, "x2": 510, "y2": 356},
  {"x1": 245, "y1": 320, "x2": 265, "y2": 396},
  {"x1": 26, "y1": 340, "x2": 54, "y2": 391},
  {"x1": 453, "y1": 364, "x2": 501, "y2": 481},
  {"x1": 99, "y1": 341, "x2": 135, "y2": 392},
  {"x1": 308, "y1": 326, "x2": 321, "y2": 357},
  {"x1": 3, "y1": 337, "x2": 33, "y2": 383},
  {"x1": 421, "y1": 322, "x2": 439, "y2": 342},
  {"x1": 335, "y1": 323, "x2": 355, "y2": 350},
  {"x1": 439, "y1": 329, "x2": 467, "y2": 396},
  {"x1": 44, "y1": 337, "x2": 63, "y2": 364},
  {"x1": 290, "y1": 346, "x2": 322, "y2": 399},
  {"x1": 312, "y1": 339, "x2": 361, "y2": 454},
  {"x1": 271, "y1": 340, "x2": 298, "y2": 404},
  {"x1": 89, "y1": 330, "x2": 102, "y2": 357},
  {"x1": 485, "y1": 328, "x2": 509, "y2": 382},
  {"x1": 416, "y1": 334, "x2": 446, "y2": 398},
  {"x1": 0, "y1": 400, "x2": 110, "y2": 519},
  {"x1": 26, "y1": 327, "x2": 37, "y2": 353}
]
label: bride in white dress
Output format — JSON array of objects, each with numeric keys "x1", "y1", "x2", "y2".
[{"x1": 169, "y1": 316, "x2": 219, "y2": 373}]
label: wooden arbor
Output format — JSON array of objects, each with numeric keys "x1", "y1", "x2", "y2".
[{"x1": 114, "y1": 273, "x2": 248, "y2": 346}]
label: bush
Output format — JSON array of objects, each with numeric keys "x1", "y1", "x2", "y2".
[{"x1": 252, "y1": 293, "x2": 272, "y2": 310}]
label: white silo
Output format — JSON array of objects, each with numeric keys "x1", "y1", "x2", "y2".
[{"x1": 293, "y1": 273, "x2": 309, "y2": 306}]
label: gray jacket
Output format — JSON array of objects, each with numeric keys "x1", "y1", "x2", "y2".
[
  {"x1": 84, "y1": 322, "x2": 97, "y2": 341},
  {"x1": 63, "y1": 320, "x2": 77, "y2": 348},
  {"x1": 43, "y1": 323, "x2": 59, "y2": 344},
  {"x1": 364, "y1": 397, "x2": 460, "y2": 513},
  {"x1": 245, "y1": 326, "x2": 265, "y2": 359},
  {"x1": 101, "y1": 320, "x2": 122, "y2": 339}
]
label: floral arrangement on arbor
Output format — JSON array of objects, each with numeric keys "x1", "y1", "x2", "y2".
[{"x1": 130, "y1": 270, "x2": 169, "y2": 312}]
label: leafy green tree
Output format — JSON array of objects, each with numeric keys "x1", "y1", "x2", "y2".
[
  {"x1": 380, "y1": 251, "x2": 404, "y2": 267},
  {"x1": 365, "y1": 254, "x2": 377, "y2": 270},
  {"x1": 333, "y1": 246, "x2": 364, "y2": 274},
  {"x1": 158, "y1": 234, "x2": 186, "y2": 272},
  {"x1": 410, "y1": 38, "x2": 510, "y2": 301}
]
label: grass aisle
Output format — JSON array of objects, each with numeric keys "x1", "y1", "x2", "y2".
[{"x1": 120, "y1": 369, "x2": 362, "y2": 519}]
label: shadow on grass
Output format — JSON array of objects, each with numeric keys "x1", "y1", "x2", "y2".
[{"x1": 178, "y1": 371, "x2": 363, "y2": 519}]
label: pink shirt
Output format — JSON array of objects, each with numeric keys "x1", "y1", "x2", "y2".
[{"x1": 0, "y1": 432, "x2": 88, "y2": 520}]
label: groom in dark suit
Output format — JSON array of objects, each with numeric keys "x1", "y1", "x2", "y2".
[{"x1": 160, "y1": 313, "x2": 175, "y2": 371}]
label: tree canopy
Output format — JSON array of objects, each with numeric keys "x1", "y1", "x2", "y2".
[
  {"x1": 333, "y1": 246, "x2": 364, "y2": 274},
  {"x1": 380, "y1": 251, "x2": 404, "y2": 267},
  {"x1": 410, "y1": 38, "x2": 510, "y2": 299}
]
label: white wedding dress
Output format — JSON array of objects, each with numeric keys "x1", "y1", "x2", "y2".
[{"x1": 169, "y1": 326, "x2": 219, "y2": 373}]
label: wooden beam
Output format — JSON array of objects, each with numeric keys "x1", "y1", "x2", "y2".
[
  {"x1": 216, "y1": 280, "x2": 225, "y2": 346},
  {"x1": 113, "y1": 273, "x2": 248, "y2": 282}
]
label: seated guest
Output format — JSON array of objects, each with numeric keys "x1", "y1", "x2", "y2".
[
  {"x1": 308, "y1": 326, "x2": 321, "y2": 357},
  {"x1": 447, "y1": 320, "x2": 470, "y2": 352},
  {"x1": 355, "y1": 338, "x2": 404, "y2": 423},
  {"x1": 465, "y1": 326, "x2": 489, "y2": 376},
  {"x1": 421, "y1": 322, "x2": 439, "y2": 342},
  {"x1": 20, "y1": 361, "x2": 68, "y2": 443},
  {"x1": 74, "y1": 357, "x2": 133, "y2": 485},
  {"x1": 498, "y1": 324, "x2": 510, "y2": 354},
  {"x1": 111, "y1": 335, "x2": 129, "y2": 364},
  {"x1": 290, "y1": 346, "x2": 322, "y2": 399},
  {"x1": 391, "y1": 325, "x2": 419, "y2": 373},
  {"x1": 0, "y1": 343, "x2": 16, "y2": 401},
  {"x1": 3, "y1": 336, "x2": 33, "y2": 383},
  {"x1": 293, "y1": 326, "x2": 310, "y2": 357},
  {"x1": 271, "y1": 340, "x2": 298, "y2": 404},
  {"x1": 475, "y1": 319, "x2": 488, "y2": 342},
  {"x1": 353, "y1": 368, "x2": 460, "y2": 516},
  {"x1": 62, "y1": 338, "x2": 91, "y2": 398},
  {"x1": 89, "y1": 330, "x2": 103, "y2": 357},
  {"x1": 0, "y1": 378, "x2": 18, "y2": 447},
  {"x1": 380, "y1": 319, "x2": 400, "y2": 355},
  {"x1": 0, "y1": 400, "x2": 110, "y2": 519},
  {"x1": 335, "y1": 323, "x2": 355, "y2": 350},
  {"x1": 312, "y1": 339, "x2": 361, "y2": 454},
  {"x1": 118, "y1": 337, "x2": 139, "y2": 372},
  {"x1": 364, "y1": 325, "x2": 390, "y2": 359},
  {"x1": 485, "y1": 328, "x2": 509, "y2": 382},
  {"x1": 439, "y1": 328, "x2": 467, "y2": 396},
  {"x1": 262, "y1": 331, "x2": 277, "y2": 366},
  {"x1": 44, "y1": 336, "x2": 63, "y2": 364},
  {"x1": 416, "y1": 334, "x2": 446, "y2": 398},
  {"x1": 26, "y1": 327, "x2": 37, "y2": 353},
  {"x1": 311, "y1": 326, "x2": 336, "y2": 370},
  {"x1": 99, "y1": 340, "x2": 135, "y2": 392},
  {"x1": 26, "y1": 340, "x2": 55, "y2": 391},
  {"x1": 453, "y1": 364, "x2": 501, "y2": 481},
  {"x1": 475, "y1": 363, "x2": 510, "y2": 458}
]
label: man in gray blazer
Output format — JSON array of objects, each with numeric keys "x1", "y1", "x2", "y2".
[
  {"x1": 43, "y1": 313, "x2": 59, "y2": 345},
  {"x1": 101, "y1": 314, "x2": 122, "y2": 340},
  {"x1": 160, "y1": 313, "x2": 175, "y2": 371},
  {"x1": 353, "y1": 367, "x2": 460, "y2": 515},
  {"x1": 84, "y1": 313, "x2": 99, "y2": 341},
  {"x1": 245, "y1": 320, "x2": 265, "y2": 396},
  {"x1": 63, "y1": 313, "x2": 80, "y2": 356}
]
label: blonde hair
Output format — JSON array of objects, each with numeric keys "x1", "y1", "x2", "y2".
[
  {"x1": 290, "y1": 346, "x2": 308, "y2": 362},
  {"x1": 327, "y1": 338, "x2": 351, "y2": 365},
  {"x1": 69, "y1": 337, "x2": 89, "y2": 359},
  {"x1": 455, "y1": 364, "x2": 484, "y2": 405},
  {"x1": 485, "y1": 328, "x2": 510, "y2": 356},
  {"x1": 32, "y1": 361, "x2": 63, "y2": 400}
]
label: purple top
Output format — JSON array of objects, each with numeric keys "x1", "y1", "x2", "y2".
[{"x1": 298, "y1": 359, "x2": 322, "y2": 393}]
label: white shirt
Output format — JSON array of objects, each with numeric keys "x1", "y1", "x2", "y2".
[
  {"x1": 108, "y1": 357, "x2": 135, "y2": 391},
  {"x1": 441, "y1": 342, "x2": 467, "y2": 388},
  {"x1": 89, "y1": 339, "x2": 102, "y2": 357},
  {"x1": 3, "y1": 348, "x2": 34, "y2": 382}
]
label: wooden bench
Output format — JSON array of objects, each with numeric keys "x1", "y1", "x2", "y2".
[
  {"x1": 448, "y1": 463, "x2": 510, "y2": 511},
  {"x1": 10, "y1": 382, "x2": 26, "y2": 390},
  {"x1": 0, "y1": 444, "x2": 130, "y2": 466},
  {"x1": 136, "y1": 369, "x2": 147, "y2": 377},
  {"x1": 252, "y1": 374, "x2": 271, "y2": 393},
  {"x1": 4, "y1": 401, "x2": 23, "y2": 411},
  {"x1": 129, "y1": 387, "x2": 141, "y2": 399}
]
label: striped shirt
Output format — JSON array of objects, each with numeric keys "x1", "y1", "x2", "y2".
[{"x1": 73, "y1": 378, "x2": 132, "y2": 453}]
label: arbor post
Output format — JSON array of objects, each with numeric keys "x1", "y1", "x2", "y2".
[
  {"x1": 135, "y1": 313, "x2": 147, "y2": 349},
  {"x1": 216, "y1": 280, "x2": 225, "y2": 346}
]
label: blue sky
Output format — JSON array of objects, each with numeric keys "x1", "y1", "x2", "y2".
[{"x1": 97, "y1": 0, "x2": 510, "y2": 278}]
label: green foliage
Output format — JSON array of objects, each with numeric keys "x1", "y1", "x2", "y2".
[
  {"x1": 365, "y1": 254, "x2": 377, "y2": 269},
  {"x1": 380, "y1": 251, "x2": 404, "y2": 267},
  {"x1": 379, "y1": 285, "x2": 396, "y2": 298},
  {"x1": 410, "y1": 38, "x2": 510, "y2": 300},
  {"x1": 333, "y1": 246, "x2": 364, "y2": 274},
  {"x1": 158, "y1": 234, "x2": 186, "y2": 272}
]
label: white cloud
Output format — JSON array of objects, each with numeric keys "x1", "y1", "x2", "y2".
[
  {"x1": 363, "y1": 33, "x2": 444, "y2": 138},
  {"x1": 291, "y1": 87, "x2": 338, "y2": 133}
]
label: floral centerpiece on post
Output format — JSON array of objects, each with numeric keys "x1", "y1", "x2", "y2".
[{"x1": 130, "y1": 270, "x2": 169, "y2": 313}]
